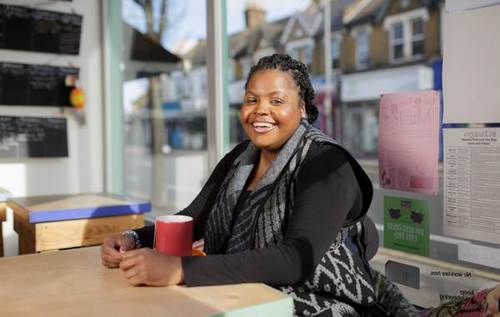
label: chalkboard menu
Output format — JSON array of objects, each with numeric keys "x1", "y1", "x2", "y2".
[
  {"x1": 0, "y1": 62, "x2": 78, "y2": 106},
  {"x1": 0, "y1": 4, "x2": 82, "y2": 55},
  {"x1": 0, "y1": 116, "x2": 68, "y2": 158}
]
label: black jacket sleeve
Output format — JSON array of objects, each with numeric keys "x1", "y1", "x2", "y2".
[
  {"x1": 182, "y1": 143, "x2": 366, "y2": 287},
  {"x1": 133, "y1": 141, "x2": 249, "y2": 248}
]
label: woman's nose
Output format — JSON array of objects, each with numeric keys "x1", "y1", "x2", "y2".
[{"x1": 254, "y1": 101, "x2": 270, "y2": 115}]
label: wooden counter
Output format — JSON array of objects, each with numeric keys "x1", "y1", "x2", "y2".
[{"x1": 0, "y1": 246, "x2": 293, "y2": 317}]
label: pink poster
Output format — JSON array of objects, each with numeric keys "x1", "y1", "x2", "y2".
[{"x1": 379, "y1": 91, "x2": 440, "y2": 195}]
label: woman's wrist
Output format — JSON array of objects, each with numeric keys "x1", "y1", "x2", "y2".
[{"x1": 122, "y1": 230, "x2": 142, "y2": 249}]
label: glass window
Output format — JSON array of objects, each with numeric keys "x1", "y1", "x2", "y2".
[
  {"x1": 411, "y1": 18, "x2": 425, "y2": 57},
  {"x1": 356, "y1": 29, "x2": 369, "y2": 68},
  {"x1": 391, "y1": 22, "x2": 404, "y2": 61},
  {"x1": 303, "y1": 44, "x2": 313, "y2": 65},
  {"x1": 287, "y1": 43, "x2": 313, "y2": 66},
  {"x1": 121, "y1": 0, "x2": 209, "y2": 213},
  {"x1": 331, "y1": 37, "x2": 340, "y2": 69}
]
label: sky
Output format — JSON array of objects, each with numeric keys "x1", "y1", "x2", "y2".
[{"x1": 123, "y1": 0, "x2": 311, "y2": 52}]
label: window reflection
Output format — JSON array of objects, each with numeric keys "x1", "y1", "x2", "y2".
[{"x1": 122, "y1": 0, "x2": 208, "y2": 212}]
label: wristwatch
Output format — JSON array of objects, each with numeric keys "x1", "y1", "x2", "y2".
[{"x1": 121, "y1": 230, "x2": 142, "y2": 249}]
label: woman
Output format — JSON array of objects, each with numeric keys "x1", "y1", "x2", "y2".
[
  {"x1": 100, "y1": 54, "x2": 499, "y2": 317},
  {"x1": 102, "y1": 53, "x2": 379, "y2": 315}
]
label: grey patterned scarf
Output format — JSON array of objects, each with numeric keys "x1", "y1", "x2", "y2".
[{"x1": 204, "y1": 120, "x2": 309, "y2": 254}]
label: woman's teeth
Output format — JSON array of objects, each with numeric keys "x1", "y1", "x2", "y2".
[{"x1": 252, "y1": 122, "x2": 276, "y2": 132}]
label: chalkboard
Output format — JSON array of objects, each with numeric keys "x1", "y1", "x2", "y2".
[
  {"x1": 0, "y1": 4, "x2": 82, "y2": 55},
  {"x1": 0, "y1": 116, "x2": 68, "y2": 158},
  {"x1": 0, "y1": 62, "x2": 78, "y2": 106}
]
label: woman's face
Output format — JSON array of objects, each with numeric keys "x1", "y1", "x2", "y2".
[{"x1": 240, "y1": 69, "x2": 305, "y2": 152}]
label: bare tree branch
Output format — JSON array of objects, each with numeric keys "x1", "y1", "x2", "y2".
[
  {"x1": 158, "y1": 0, "x2": 168, "y2": 40},
  {"x1": 144, "y1": 0, "x2": 154, "y2": 38}
]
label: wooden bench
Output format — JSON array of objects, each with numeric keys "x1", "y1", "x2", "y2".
[{"x1": 11, "y1": 193, "x2": 151, "y2": 254}]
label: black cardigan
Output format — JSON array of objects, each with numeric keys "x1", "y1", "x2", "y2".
[{"x1": 134, "y1": 141, "x2": 375, "y2": 287}]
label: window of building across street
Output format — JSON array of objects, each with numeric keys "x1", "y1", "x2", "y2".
[
  {"x1": 391, "y1": 22, "x2": 404, "y2": 61},
  {"x1": 331, "y1": 37, "x2": 340, "y2": 69},
  {"x1": 411, "y1": 17, "x2": 425, "y2": 57},
  {"x1": 355, "y1": 29, "x2": 369, "y2": 69}
]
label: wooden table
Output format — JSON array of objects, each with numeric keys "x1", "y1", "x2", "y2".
[
  {"x1": 10, "y1": 193, "x2": 150, "y2": 254},
  {"x1": 0, "y1": 247, "x2": 293, "y2": 317},
  {"x1": 0, "y1": 202, "x2": 6, "y2": 257}
]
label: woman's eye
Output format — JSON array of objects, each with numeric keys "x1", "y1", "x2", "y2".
[
  {"x1": 271, "y1": 99, "x2": 283, "y2": 105},
  {"x1": 245, "y1": 98, "x2": 256, "y2": 104}
]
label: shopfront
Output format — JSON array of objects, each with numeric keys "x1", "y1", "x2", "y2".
[{"x1": 341, "y1": 64, "x2": 434, "y2": 158}]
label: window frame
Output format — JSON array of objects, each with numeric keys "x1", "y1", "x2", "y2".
[
  {"x1": 351, "y1": 25, "x2": 372, "y2": 70},
  {"x1": 285, "y1": 38, "x2": 315, "y2": 66},
  {"x1": 410, "y1": 17, "x2": 425, "y2": 59},
  {"x1": 331, "y1": 32, "x2": 342, "y2": 69},
  {"x1": 383, "y1": 8, "x2": 430, "y2": 64}
]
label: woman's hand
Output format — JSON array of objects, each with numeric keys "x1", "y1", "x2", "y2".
[
  {"x1": 486, "y1": 285, "x2": 500, "y2": 316},
  {"x1": 119, "y1": 248, "x2": 183, "y2": 286},
  {"x1": 100, "y1": 233, "x2": 136, "y2": 268}
]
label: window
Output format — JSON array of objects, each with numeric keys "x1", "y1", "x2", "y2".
[
  {"x1": 173, "y1": 73, "x2": 185, "y2": 99},
  {"x1": 331, "y1": 37, "x2": 340, "y2": 69},
  {"x1": 286, "y1": 39, "x2": 314, "y2": 66},
  {"x1": 303, "y1": 44, "x2": 313, "y2": 65},
  {"x1": 390, "y1": 22, "x2": 404, "y2": 61},
  {"x1": 289, "y1": 45, "x2": 312, "y2": 65},
  {"x1": 384, "y1": 9, "x2": 429, "y2": 63},
  {"x1": 355, "y1": 29, "x2": 370, "y2": 69},
  {"x1": 411, "y1": 17, "x2": 425, "y2": 57}
]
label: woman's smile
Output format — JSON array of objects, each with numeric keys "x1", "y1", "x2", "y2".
[{"x1": 251, "y1": 121, "x2": 277, "y2": 133}]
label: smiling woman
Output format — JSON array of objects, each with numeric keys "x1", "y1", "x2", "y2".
[{"x1": 101, "y1": 54, "x2": 408, "y2": 316}]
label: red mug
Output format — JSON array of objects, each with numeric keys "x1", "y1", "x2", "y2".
[{"x1": 154, "y1": 215, "x2": 193, "y2": 256}]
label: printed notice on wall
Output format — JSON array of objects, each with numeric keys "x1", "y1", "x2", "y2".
[
  {"x1": 379, "y1": 91, "x2": 440, "y2": 195},
  {"x1": 444, "y1": 128, "x2": 500, "y2": 243},
  {"x1": 443, "y1": 4, "x2": 500, "y2": 123},
  {"x1": 384, "y1": 196, "x2": 430, "y2": 256}
]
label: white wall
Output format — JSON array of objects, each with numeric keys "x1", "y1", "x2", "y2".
[{"x1": 0, "y1": 0, "x2": 105, "y2": 256}]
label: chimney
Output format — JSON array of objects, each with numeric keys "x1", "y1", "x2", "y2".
[{"x1": 245, "y1": 0, "x2": 266, "y2": 29}]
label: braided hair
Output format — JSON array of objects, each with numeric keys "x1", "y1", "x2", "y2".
[{"x1": 244, "y1": 53, "x2": 319, "y2": 124}]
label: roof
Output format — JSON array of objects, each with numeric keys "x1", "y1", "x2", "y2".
[
  {"x1": 342, "y1": 0, "x2": 441, "y2": 27},
  {"x1": 130, "y1": 27, "x2": 181, "y2": 63},
  {"x1": 342, "y1": 0, "x2": 386, "y2": 27},
  {"x1": 231, "y1": 17, "x2": 288, "y2": 59}
]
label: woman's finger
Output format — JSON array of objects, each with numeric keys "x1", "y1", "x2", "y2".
[
  {"x1": 102, "y1": 254, "x2": 121, "y2": 266},
  {"x1": 104, "y1": 244, "x2": 123, "y2": 259},
  {"x1": 119, "y1": 256, "x2": 138, "y2": 271},
  {"x1": 122, "y1": 266, "x2": 143, "y2": 286},
  {"x1": 103, "y1": 260, "x2": 119, "y2": 268},
  {"x1": 124, "y1": 267, "x2": 139, "y2": 279},
  {"x1": 126, "y1": 272, "x2": 145, "y2": 286},
  {"x1": 122, "y1": 249, "x2": 142, "y2": 259}
]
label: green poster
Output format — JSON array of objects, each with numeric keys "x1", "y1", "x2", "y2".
[{"x1": 384, "y1": 196, "x2": 430, "y2": 256}]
